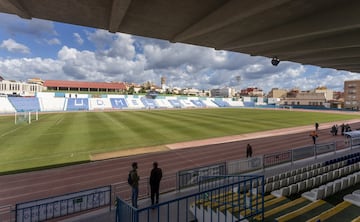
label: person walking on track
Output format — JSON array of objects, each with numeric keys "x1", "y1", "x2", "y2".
[{"x1": 310, "y1": 130, "x2": 318, "y2": 145}]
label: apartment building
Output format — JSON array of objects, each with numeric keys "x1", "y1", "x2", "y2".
[{"x1": 344, "y1": 80, "x2": 360, "y2": 110}]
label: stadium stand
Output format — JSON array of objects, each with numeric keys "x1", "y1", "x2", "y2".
[
  {"x1": 255, "y1": 97, "x2": 268, "y2": 106},
  {"x1": 88, "y1": 98, "x2": 112, "y2": 110},
  {"x1": 222, "y1": 98, "x2": 245, "y2": 107},
  {"x1": 243, "y1": 101, "x2": 256, "y2": 107},
  {"x1": 154, "y1": 96, "x2": 174, "y2": 108},
  {"x1": 140, "y1": 97, "x2": 158, "y2": 109},
  {"x1": 198, "y1": 151, "x2": 358, "y2": 221},
  {"x1": 187, "y1": 175, "x2": 264, "y2": 222},
  {"x1": 0, "y1": 97, "x2": 16, "y2": 113},
  {"x1": 211, "y1": 98, "x2": 230, "y2": 107},
  {"x1": 167, "y1": 98, "x2": 183, "y2": 108},
  {"x1": 242, "y1": 97, "x2": 256, "y2": 107},
  {"x1": 3, "y1": 91, "x2": 359, "y2": 114},
  {"x1": 344, "y1": 190, "x2": 360, "y2": 207},
  {"x1": 190, "y1": 99, "x2": 206, "y2": 107},
  {"x1": 66, "y1": 98, "x2": 89, "y2": 111},
  {"x1": 141, "y1": 150, "x2": 359, "y2": 222},
  {"x1": 178, "y1": 98, "x2": 197, "y2": 108},
  {"x1": 109, "y1": 97, "x2": 128, "y2": 109},
  {"x1": 201, "y1": 98, "x2": 219, "y2": 108},
  {"x1": 38, "y1": 97, "x2": 66, "y2": 111},
  {"x1": 125, "y1": 96, "x2": 146, "y2": 109},
  {"x1": 8, "y1": 97, "x2": 40, "y2": 112}
]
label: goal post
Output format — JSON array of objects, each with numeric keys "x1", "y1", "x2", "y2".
[{"x1": 14, "y1": 111, "x2": 39, "y2": 124}]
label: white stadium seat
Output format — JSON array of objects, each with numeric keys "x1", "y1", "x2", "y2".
[
  {"x1": 271, "y1": 187, "x2": 290, "y2": 198},
  {"x1": 333, "y1": 180, "x2": 342, "y2": 194},
  {"x1": 297, "y1": 181, "x2": 306, "y2": 193},
  {"x1": 289, "y1": 184, "x2": 298, "y2": 196},
  {"x1": 272, "y1": 181, "x2": 280, "y2": 191},
  {"x1": 302, "y1": 186, "x2": 325, "y2": 201},
  {"x1": 280, "y1": 179, "x2": 288, "y2": 188},
  {"x1": 324, "y1": 184, "x2": 334, "y2": 198},
  {"x1": 306, "y1": 178, "x2": 314, "y2": 190},
  {"x1": 341, "y1": 177, "x2": 349, "y2": 190}
]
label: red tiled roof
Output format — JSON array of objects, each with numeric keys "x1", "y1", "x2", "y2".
[{"x1": 43, "y1": 80, "x2": 126, "y2": 90}]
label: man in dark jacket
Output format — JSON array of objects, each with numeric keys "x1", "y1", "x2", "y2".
[
  {"x1": 130, "y1": 162, "x2": 140, "y2": 208},
  {"x1": 149, "y1": 162, "x2": 162, "y2": 206},
  {"x1": 246, "y1": 143, "x2": 253, "y2": 158}
]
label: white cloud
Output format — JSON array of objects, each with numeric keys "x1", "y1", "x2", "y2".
[
  {"x1": 56, "y1": 45, "x2": 145, "y2": 82},
  {"x1": 86, "y1": 30, "x2": 136, "y2": 60},
  {"x1": 73, "y1": 33, "x2": 84, "y2": 45},
  {"x1": 286, "y1": 66, "x2": 304, "y2": 78},
  {"x1": 245, "y1": 64, "x2": 264, "y2": 73},
  {"x1": 0, "y1": 39, "x2": 30, "y2": 54},
  {"x1": 57, "y1": 46, "x2": 79, "y2": 60},
  {"x1": 0, "y1": 14, "x2": 57, "y2": 38},
  {"x1": 45, "y1": 38, "x2": 61, "y2": 45},
  {"x1": 0, "y1": 57, "x2": 63, "y2": 81},
  {"x1": 143, "y1": 42, "x2": 229, "y2": 70}
]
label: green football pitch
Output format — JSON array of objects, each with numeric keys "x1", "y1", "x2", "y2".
[{"x1": 0, "y1": 108, "x2": 358, "y2": 174}]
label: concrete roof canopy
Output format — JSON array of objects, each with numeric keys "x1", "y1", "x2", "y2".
[{"x1": 1, "y1": 0, "x2": 360, "y2": 73}]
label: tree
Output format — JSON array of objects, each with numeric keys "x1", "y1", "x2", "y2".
[{"x1": 127, "y1": 85, "x2": 135, "y2": 94}]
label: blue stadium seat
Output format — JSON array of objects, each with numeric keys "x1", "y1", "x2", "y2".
[
  {"x1": 140, "y1": 97, "x2": 157, "y2": 109},
  {"x1": 347, "y1": 159, "x2": 352, "y2": 165},
  {"x1": 168, "y1": 99, "x2": 182, "y2": 108},
  {"x1": 66, "y1": 98, "x2": 89, "y2": 111},
  {"x1": 243, "y1": 101, "x2": 255, "y2": 107},
  {"x1": 110, "y1": 98, "x2": 128, "y2": 109},
  {"x1": 8, "y1": 97, "x2": 40, "y2": 112},
  {"x1": 190, "y1": 100, "x2": 206, "y2": 107},
  {"x1": 211, "y1": 99, "x2": 230, "y2": 107}
]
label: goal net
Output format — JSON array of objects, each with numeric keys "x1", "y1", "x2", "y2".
[{"x1": 14, "y1": 111, "x2": 38, "y2": 124}]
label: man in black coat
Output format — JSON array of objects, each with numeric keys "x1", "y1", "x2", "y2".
[
  {"x1": 246, "y1": 143, "x2": 253, "y2": 158},
  {"x1": 149, "y1": 162, "x2": 162, "y2": 206}
]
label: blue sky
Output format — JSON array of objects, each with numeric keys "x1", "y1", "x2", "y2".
[{"x1": 0, "y1": 13, "x2": 358, "y2": 93}]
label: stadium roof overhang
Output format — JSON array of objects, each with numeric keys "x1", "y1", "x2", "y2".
[{"x1": 1, "y1": 0, "x2": 360, "y2": 73}]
